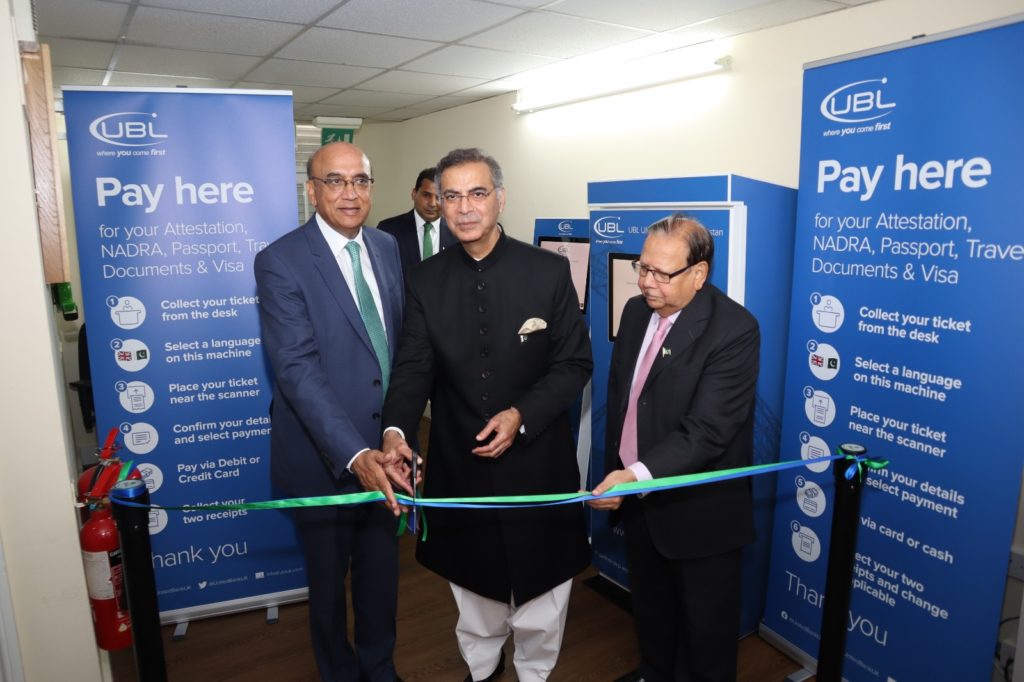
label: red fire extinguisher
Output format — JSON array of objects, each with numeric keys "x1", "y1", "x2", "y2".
[
  {"x1": 78, "y1": 427, "x2": 136, "y2": 651},
  {"x1": 80, "y1": 503, "x2": 132, "y2": 650},
  {"x1": 78, "y1": 428, "x2": 142, "y2": 512}
]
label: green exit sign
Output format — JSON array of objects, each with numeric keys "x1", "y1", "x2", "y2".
[{"x1": 321, "y1": 128, "x2": 355, "y2": 144}]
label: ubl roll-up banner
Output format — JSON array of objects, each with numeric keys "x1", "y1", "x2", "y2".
[
  {"x1": 761, "y1": 18, "x2": 1024, "y2": 681},
  {"x1": 64, "y1": 88, "x2": 306, "y2": 620},
  {"x1": 586, "y1": 176, "x2": 796, "y2": 635}
]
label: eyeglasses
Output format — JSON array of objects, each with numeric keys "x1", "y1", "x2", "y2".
[
  {"x1": 632, "y1": 260, "x2": 695, "y2": 283},
  {"x1": 310, "y1": 175, "x2": 374, "y2": 193},
  {"x1": 441, "y1": 187, "x2": 498, "y2": 204}
]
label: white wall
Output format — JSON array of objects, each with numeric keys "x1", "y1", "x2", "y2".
[
  {"x1": 0, "y1": 3, "x2": 103, "y2": 680},
  {"x1": 360, "y1": 0, "x2": 1024, "y2": 240}
]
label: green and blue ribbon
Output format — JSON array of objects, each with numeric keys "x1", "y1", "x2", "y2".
[{"x1": 113, "y1": 453, "x2": 881, "y2": 516}]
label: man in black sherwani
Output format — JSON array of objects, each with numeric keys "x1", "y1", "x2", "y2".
[{"x1": 382, "y1": 148, "x2": 592, "y2": 682}]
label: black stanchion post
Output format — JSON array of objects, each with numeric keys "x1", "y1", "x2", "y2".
[
  {"x1": 816, "y1": 443, "x2": 867, "y2": 681},
  {"x1": 111, "y1": 479, "x2": 168, "y2": 682}
]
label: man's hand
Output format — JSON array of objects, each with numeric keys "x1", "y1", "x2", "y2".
[
  {"x1": 587, "y1": 469, "x2": 638, "y2": 511},
  {"x1": 351, "y1": 449, "x2": 404, "y2": 516},
  {"x1": 382, "y1": 430, "x2": 421, "y2": 488},
  {"x1": 472, "y1": 407, "x2": 522, "y2": 458}
]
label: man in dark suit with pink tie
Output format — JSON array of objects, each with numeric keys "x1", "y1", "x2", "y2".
[{"x1": 590, "y1": 214, "x2": 760, "y2": 682}]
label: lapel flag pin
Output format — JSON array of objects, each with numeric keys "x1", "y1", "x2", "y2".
[{"x1": 661, "y1": 347, "x2": 672, "y2": 358}]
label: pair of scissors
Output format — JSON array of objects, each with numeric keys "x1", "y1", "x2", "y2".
[{"x1": 407, "y1": 453, "x2": 418, "y2": 535}]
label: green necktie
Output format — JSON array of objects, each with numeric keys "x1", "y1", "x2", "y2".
[
  {"x1": 422, "y1": 222, "x2": 434, "y2": 260},
  {"x1": 343, "y1": 241, "x2": 390, "y2": 394}
]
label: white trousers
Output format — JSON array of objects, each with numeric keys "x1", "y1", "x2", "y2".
[{"x1": 450, "y1": 579, "x2": 573, "y2": 682}]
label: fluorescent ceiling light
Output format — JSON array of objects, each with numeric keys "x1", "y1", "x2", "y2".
[
  {"x1": 512, "y1": 45, "x2": 731, "y2": 114},
  {"x1": 311, "y1": 116, "x2": 363, "y2": 129}
]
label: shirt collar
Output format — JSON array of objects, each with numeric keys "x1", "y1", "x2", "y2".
[
  {"x1": 315, "y1": 213, "x2": 365, "y2": 256},
  {"x1": 413, "y1": 210, "x2": 429, "y2": 231}
]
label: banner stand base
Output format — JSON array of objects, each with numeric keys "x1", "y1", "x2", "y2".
[{"x1": 758, "y1": 624, "x2": 820, "y2": 679}]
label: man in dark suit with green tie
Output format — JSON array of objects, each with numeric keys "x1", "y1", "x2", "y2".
[{"x1": 377, "y1": 167, "x2": 455, "y2": 275}]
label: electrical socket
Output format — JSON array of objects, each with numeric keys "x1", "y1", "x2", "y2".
[{"x1": 1009, "y1": 549, "x2": 1024, "y2": 581}]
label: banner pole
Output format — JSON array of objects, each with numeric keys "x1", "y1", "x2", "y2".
[
  {"x1": 816, "y1": 444, "x2": 867, "y2": 681},
  {"x1": 111, "y1": 479, "x2": 167, "y2": 682}
]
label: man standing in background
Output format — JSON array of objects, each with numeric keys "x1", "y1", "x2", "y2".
[
  {"x1": 589, "y1": 214, "x2": 760, "y2": 682},
  {"x1": 255, "y1": 141, "x2": 410, "y2": 682},
  {"x1": 382, "y1": 148, "x2": 592, "y2": 682},
  {"x1": 377, "y1": 167, "x2": 455, "y2": 275}
]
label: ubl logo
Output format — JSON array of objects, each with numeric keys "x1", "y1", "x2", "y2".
[
  {"x1": 820, "y1": 78, "x2": 895, "y2": 123},
  {"x1": 89, "y1": 112, "x2": 169, "y2": 147},
  {"x1": 593, "y1": 216, "x2": 623, "y2": 237}
]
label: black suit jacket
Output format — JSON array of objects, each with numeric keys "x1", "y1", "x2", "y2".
[
  {"x1": 376, "y1": 209, "x2": 455, "y2": 275},
  {"x1": 606, "y1": 284, "x2": 759, "y2": 559},
  {"x1": 384, "y1": 232, "x2": 592, "y2": 603}
]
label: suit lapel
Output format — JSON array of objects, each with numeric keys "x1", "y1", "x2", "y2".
[
  {"x1": 303, "y1": 220, "x2": 378, "y2": 359},
  {"x1": 363, "y1": 228, "x2": 398, "y2": 348},
  {"x1": 643, "y1": 287, "x2": 713, "y2": 390}
]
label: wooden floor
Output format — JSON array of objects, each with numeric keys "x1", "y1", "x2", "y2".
[{"x1": 112, "y1": 535, "x2": 805, "y2": 681}]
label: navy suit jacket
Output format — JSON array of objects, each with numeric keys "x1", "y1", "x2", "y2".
[
  {"x1": 376, "y1": 209, "x2": 455, "y2": 275},
  {"x1": 255, "y1": 217, "x2": 404, "y2": 498}
]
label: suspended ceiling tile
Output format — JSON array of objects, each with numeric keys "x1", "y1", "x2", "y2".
[
  {"x1": 116, "y1": 45, "x2": 262, "y2": 81},
  {"x1": 247, "y1": 59, "x2": 384, "y2": 89},
  {"x1": 137, "y1": 0, "x2": 341, "y2": 23},
  {"x1": 106, "y1": 72, "x2": 234, "y2": 88},
  {"x1": 550, "y1": 0, "x2": 773, "y2": 32},
  {"x1": 461, "y1": 12, "x2": 649, "y2": 59},
  {"x1": 276, "y1": 27, "x2": 442, "y2": 69},
  {"x1": 319, "y1": 89, "x2": 432, "y2": 108},
  {"x1": 477, "y1": 0, "x2": 554, "y2": 8},
  {"x1": 36, "y1": 0, "x2": 130, "y2": 41},
  {"x1": 127, "y1": 5, "x2": 302, "y2": 57},
  {"x1": 234, "y1": 82, "x2": 342, "y2": 104},
  {"x1": 53, "y1": 67, "x2": 108, "y2": 87},
  {"x1": 400, "y1": 95, "x2": 478, "y2": 114},
  {"x1": 296, "y1": 103, "x2": 393, "y2": 119},
  {"x1": 357, "y1": 70, "x2": 486, "y2": 96},
  {"x1": 368, "y1": 110, "x2": 413, "y2": 121},
  {"x1": 319, "y1": 0, "x2": 523, "y2": 42},
  {"x1": 41, "y1": 36, "x2": 116, "y2": 69},
  {"x1": 455, "y1": 79, "x2": 518, "y2": 97},
  {"x1": 403, "y1": 45, "x2": 556, "y2": 79},
  {"x1": 673, "y1": 0, "x2": 842, "y2": 42}
]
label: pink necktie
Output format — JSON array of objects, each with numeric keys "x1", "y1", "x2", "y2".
[{"x1": 619, "y1": 316, "x2": 672, "y2": 467}]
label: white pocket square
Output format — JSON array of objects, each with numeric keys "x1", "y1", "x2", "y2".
[{"x1": 517, "y1": 318, "x2": 547, "y2": 335}]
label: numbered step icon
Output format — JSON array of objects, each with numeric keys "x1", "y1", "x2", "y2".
[
  {"x1": 811, "y1": 293, "x2": 844, "y2": 333},
  {"x1": 108, "y1": 295, "x2": 146, "y2": 330}
]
